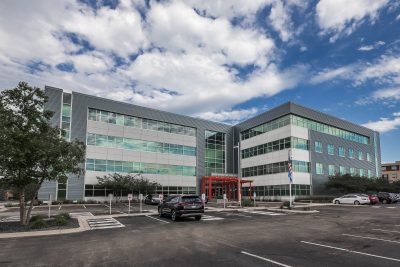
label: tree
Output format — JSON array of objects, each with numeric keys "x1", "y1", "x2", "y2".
[
  {"x1": 325, "y1": 174, "x2": 400, "y2": 195},
  {"x1": 0, "y1": 82, "x2": 85, "y2": 225},
  {"x1": 97, "y1": 173, "x2": 160, "y2": 200}
]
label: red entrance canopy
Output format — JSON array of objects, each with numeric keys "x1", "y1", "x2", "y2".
[{"x1": 201, "y1": 176, "x2": 253, "y2": 201}]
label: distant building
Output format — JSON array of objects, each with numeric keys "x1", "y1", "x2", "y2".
[
  {"x1": 382, "y1": 161, "x2": 400, "y2": 183},
  {"x1": 38, "y1": 86, "x2": 382, "y2": 201}
]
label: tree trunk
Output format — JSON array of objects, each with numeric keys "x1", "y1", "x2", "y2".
[
  {"x1": 19, "y1": 188, "x2": 26, "y2": 225},
  {"x1": 25, "y1": 184, "x2": 41, "y2": 225}
]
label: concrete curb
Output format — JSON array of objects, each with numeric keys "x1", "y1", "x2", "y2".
[
  {"x1": 265, "y1": 208, "x2": 319, "y2": 214},
  {"x1": 0, "y1": 211, "x2": 163, "y2": 239},
  {"x1": 0, "y1": 217, "x2": 89, "y2": 239}
]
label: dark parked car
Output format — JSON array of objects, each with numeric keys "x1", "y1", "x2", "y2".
[
  {"x1": 144, "y1": 194, "x2": 163, "y2": 205},
  {"x1": 158, "y1": 195, "x2": 204, "y2": 221},
  {"x1": 377, "y1": 192, "x2": 397, "y2": 204}
]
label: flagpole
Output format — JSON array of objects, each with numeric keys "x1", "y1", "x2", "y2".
[
  {"x1": 289, "y1": 177, "x2": 292, "y2": 209},
  {"x1": 288, "y1": 149, "x2": 293, "y2": 209}
]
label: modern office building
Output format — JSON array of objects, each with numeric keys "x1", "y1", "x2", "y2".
[
  {"x1": 381, "y1": 161, "x2": 400, "y2": 183},
  {"x1": 38, "y1": 86, "x2": 381, "y2": 201}
]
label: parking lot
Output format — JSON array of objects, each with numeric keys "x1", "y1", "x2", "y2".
[{"x1": 1, "y1": 204, "x2": 400, "y2": 266}]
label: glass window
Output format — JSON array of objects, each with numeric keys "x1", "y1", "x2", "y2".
[
  {"x1": 338, "y1": 147, "x2": 345, "y2": 157},
  {"x1": 350, "y1": 167, "x2": 356, "y2": 176},
  {"x1": 88, "y1": 108, "x2": 97, "y2": 121},
  {"x1": 316, "y1": 163, "x2": 323, "y2": 175},
  {"x1": 315, "y1": 141, "x2": 322, "y2": 153},
  {"x1": 327, "y1": 144, "x2": 334, "y2": 155},
  {"x1": 368, "y1": 170, "x2": 372, "y2": 178},
  {"x1": 366, "y1": 153, "x2": 371, "y2": 162},
  {"x1": 241, "y1": 114, "x2": 369, "y2": 144},
  {"x1": 349, "y1": 148, "x2": 354, "y2": 158},
  {"x1": 205, "y1": 130, "x2": 225, "y2": 176},
  {"x1": 358, "y1": 151, "x2": 363, "y2": 160},
  {"x1": 359, "y1": 169, "x2": 365, "y2": 177},
  {"x1": 328, "y1": 165, "x2": 335, "y2": 176},
  {"x1": 87, "y1": 133, "x2": 96, "y2": 146},
  {"x1": 339, "y1": 166, "x2": 345, "y2": 175}
]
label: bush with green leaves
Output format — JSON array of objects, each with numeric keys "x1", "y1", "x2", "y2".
[
  {"x1": 28, "y1": 217, "x2": 46, "y2": 229},
  {"x1": 29, "y1": 215, "x2": 43, "y2": 223},
  {"x1": 241, "y1": 199, "x2": 253, "y2": 207},
  {"x1": 54, "y1": 216, "x2": 68, "y2": 226}
]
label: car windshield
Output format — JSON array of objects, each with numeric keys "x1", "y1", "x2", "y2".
[{"x1": 181, "y1": 196, "x2": 202, "y2": 203}]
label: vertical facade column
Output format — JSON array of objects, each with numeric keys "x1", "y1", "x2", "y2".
[{"x1": 208, "y1": 176, "x2": 212, "y2": 200}]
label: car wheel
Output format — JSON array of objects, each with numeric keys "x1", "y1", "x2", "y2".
[
  {"x1": 195, "y1": 215, "x2": 201, "y2": 221},
  {"x1": 383, "y1": 199, "x2": 388, "y2": 204},
  {"x1": 158, "y1": 207, "x2": 163, "y2": 217},
  {"x1": 334, "y1": 200, "x2": 340, "y2": 204},
  {"x1": 171, "y1": 210, "x2": 178, "y2": 221},
  {"x1": 354, "y1": 200, "x2": 360, "y2": 205}
]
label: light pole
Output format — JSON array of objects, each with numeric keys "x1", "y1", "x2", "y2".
[{"x1": 234, "y1": 141, "x2": 241, "y2": 207}]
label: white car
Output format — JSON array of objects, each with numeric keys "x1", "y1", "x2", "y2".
[{"x1": 333, "y1": 194, "x2": 370, "y2": 205}]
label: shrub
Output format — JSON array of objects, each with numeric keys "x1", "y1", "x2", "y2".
[
  {"x1": 86, "y1": 200, "x2": 97, "y2": 204},
  {"x1": 51, "y1": 201, "x2": 59, "y2": 205},
  {"x1": 281, "y1": 201, "x2": 293, "y2": 210},
  {"x1": 54, "y1": 216, "x2": 68, "y2": 226},
  {"x1": 4, "y1": 203, "x2": 13, "y2": 207},
  {"x1": 29, "y1": 215, "x2": 43, "y2": 223},
  {"x1": 29, "y1": 217, "x2": 46, "y2": 229},
  {"x1": 242, "y1": 199, "x2": 253, "y2": 207},
  {"x1": 58, "y1": 212, "x2": 71, "y2": 220},
  {"x1": 62, "y1": 199, "x2": 72, "y2": 204}
]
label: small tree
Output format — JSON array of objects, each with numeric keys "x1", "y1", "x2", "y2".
[
  {"x1": 0, "y1": 82, "x2": 85, "y2": 224},
  {"x1": 97, "y1": 173, "x2": 160, "y2": 200}
]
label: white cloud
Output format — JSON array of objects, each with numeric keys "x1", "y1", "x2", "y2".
[
  {"x1": 309, "y1": 66, "x2": 354, "y2": 84},
  {"x1": 310, "y1": 55, "x2": 400, "y2": 86},
  {"x1": 0, "y1": 0, "x2": 308, "y2": 124},
  {"x1": 316, "y1": 0, "x2": 389, "y2": 42},
  {"x1": 268, "y1": 0, "x2": 308, "y2": 42},
  {"x1": 196, "y1": 108, "x2": 259, "y2": 124},
  {"x1": 146, "y1": 1, "x2": 274, "y2": 67},
  {"x1": 355, "y1": 87, "x2": 400, "y2": 106},
  {"x1": 363, "y1": 113, "x2": 400, "y2": 133},
  {"x1": 358, "y1": 41, "x2": 385, "y2": 51},
  {"x1": 184, "y1": 0, "x2": 272, "y2": 21}
]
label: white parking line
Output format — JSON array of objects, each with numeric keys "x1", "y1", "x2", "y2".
[
  {"x1": 386, "y1": 207, "x2": 396, "y2": 209},
  {"x1": 301, "y1": 241, "x2": 400, "y2": 263},
  {"x1": 343, "y1": 234, "x2": 400, "y2": 244},
  {"x1": 372, "y1": 229, "x2": 400, "y2": 234},
  {"x1": 241, "y1": 251, "x2": 292, "y2": 267},
  {"x1": 242, "y1": 210, "x2": 285, "y2": 216},
  {"x1": 145, "y1": 215, "x2": 169, "y2": 224},
  {"x1": 58, "y1": 205, "x2": 62, "y2": 210},
  {"x1": 83, "y1": 205, "x2": 86, "y2": 209},
  {"x1": 201, "y1": 215, "x2": 224, "y2": 221}
]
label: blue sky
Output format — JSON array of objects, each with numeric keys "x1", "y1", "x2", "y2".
[{"x1": 0, "y1": 0, "x2": 399, "y2": 162}]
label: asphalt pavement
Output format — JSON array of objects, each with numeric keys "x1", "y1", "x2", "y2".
[{"x1": 1, "y1": 204, "x2": 400, "y2": 266}]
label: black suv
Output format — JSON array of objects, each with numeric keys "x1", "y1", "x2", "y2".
[
  {"x1": 158, "y1": 195, "x2": 204, "y2": 221},
  {"x1": 377, "y1": 192, "x2": 396, "y2": 204}
]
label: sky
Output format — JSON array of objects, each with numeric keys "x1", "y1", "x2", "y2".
[{"x1": 0, "y1": 0, "x2": 399, "y2": 163}]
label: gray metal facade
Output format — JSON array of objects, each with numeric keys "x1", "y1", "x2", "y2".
[
  {"x1": 39, "y1": 87, "x2": 381, "y2": 199},
  {"x1": 235, "y1": 101, "x2": 381, "y2": 196},
  {"x1": 40, "y1": 86, "x2": 233, "y2": 200}
]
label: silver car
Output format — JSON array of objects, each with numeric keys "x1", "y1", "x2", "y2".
[{"x1": 333, "y1": 194, "x2": 370, "y2": 205}]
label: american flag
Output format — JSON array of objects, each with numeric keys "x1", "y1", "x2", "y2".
[{"x1": 288, "y1": 150, "x2": 293, "y2": 183}]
